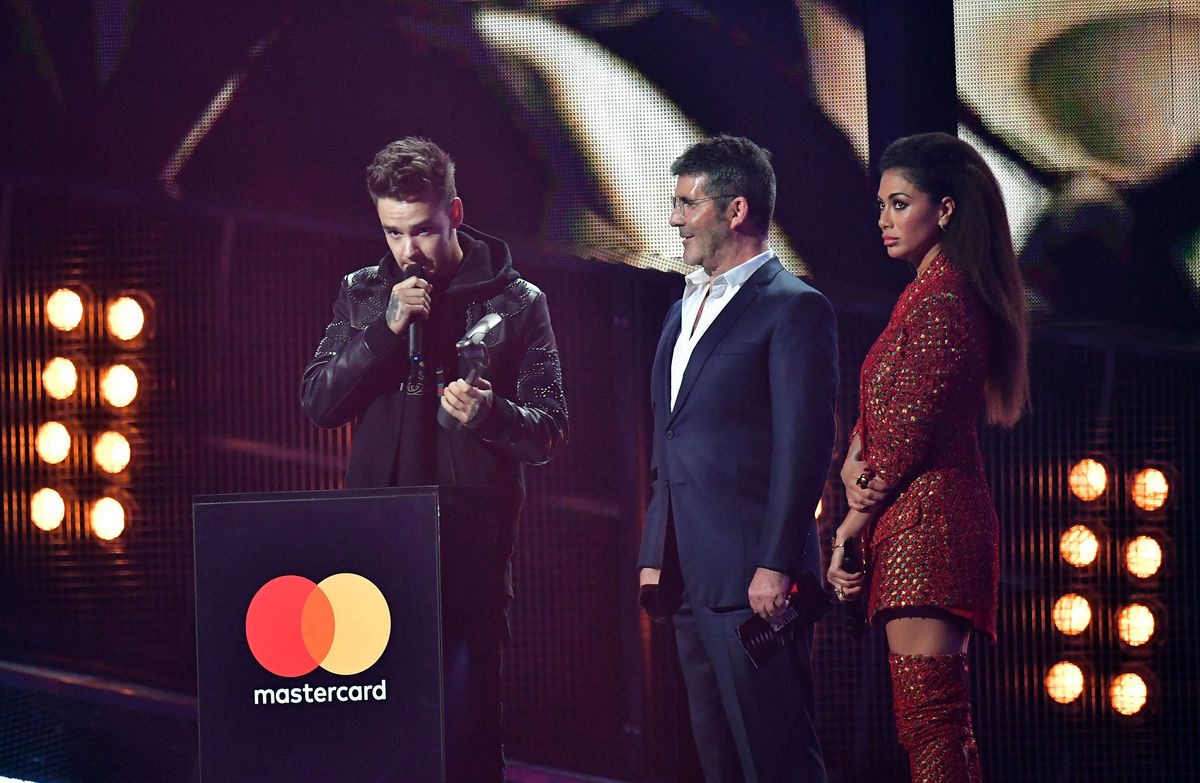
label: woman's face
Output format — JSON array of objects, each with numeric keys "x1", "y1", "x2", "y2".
[{"x1": 877, "y1": 168, "x2": 945, "y2": 266}]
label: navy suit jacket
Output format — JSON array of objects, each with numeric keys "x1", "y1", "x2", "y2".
[{"x1": 637, "y1": 256, "x2": 839, "y2": 610}]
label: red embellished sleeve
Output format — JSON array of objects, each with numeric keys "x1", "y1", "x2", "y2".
[{"x1": 862, "y1": 291, "x2": 974, "y2": 486}]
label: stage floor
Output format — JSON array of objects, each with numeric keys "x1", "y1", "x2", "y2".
[{"x1": 0, "y1": 662, "x2": 629, "y2": 783}]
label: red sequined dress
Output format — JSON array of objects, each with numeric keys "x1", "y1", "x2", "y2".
[{"x1": 855, "y1": 255, "x2": 999, "y2": 640}]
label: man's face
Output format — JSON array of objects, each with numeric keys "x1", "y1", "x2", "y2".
[
  {"x1": 670, "y1": 174, "x2": 734, "y2": 274},
  {"x1": 376, "y1": 196, "x2": 463, "y2": 278}
]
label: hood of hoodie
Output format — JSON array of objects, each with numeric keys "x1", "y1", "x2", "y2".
[
  {"x1": 442, "y1": 225, "x2": 521, "y2": 301},
  {"x1": 375, "y1": 224, "x2": 520, "y2": 304}
]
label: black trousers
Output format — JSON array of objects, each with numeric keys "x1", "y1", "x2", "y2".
[
  {"x1": 443, "y1": 596, "x2": 507, "y2": 782},
  {"x1": 673, "y1": 594, "x2": 827, "y2": 783}
]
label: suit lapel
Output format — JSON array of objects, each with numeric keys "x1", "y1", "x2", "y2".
[{"x1": 668, "y1": 258, "x2": 782, "y2": 424}]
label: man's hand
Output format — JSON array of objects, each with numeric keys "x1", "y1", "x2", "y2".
[
  {"x1": 639, "y1": 567, "x2": 672, "y2": 622},
  {"x1": 442, "y1": 376, "x2": 494, "y2": 427},
  {"x1": 748, "y1": 567, "x2": 791, "y2": 620},
  {"x1": 385, "y1": 275, "x2": 432, "y2": 335}
]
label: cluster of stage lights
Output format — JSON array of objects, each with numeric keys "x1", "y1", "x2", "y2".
[
  {"x1": 1045, "y1": 457, "x2": 1172, "y2": 718},
  {"x1": 30, "y1": 287, "x2": 153, "y2": 542}
]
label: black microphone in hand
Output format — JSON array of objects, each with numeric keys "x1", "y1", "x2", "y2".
[
  {"x1": 403, "y1": 264, "x2": 426, "y2": 364},
  {"x1": 841, "y1": 537, "x2": 868, "y2": 637}
]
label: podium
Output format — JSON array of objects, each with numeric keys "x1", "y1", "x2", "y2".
[{"x1": 193, "y1": 486, "x2": 506, "y2": 782}]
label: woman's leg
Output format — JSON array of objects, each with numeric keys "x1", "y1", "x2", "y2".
[{"x1": 884, "y1": 610, "x2": 982, "y2": 783}]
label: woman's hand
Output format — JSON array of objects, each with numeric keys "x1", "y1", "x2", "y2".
[
  {"x1": 841, "y1": 433, "x2": 891, "y2": 512},
  {"x1": 827, "y1": 543, "x2": 865, "y2": 602},
  {"x1": 827, "y1": 512, "x2": 869, "y2": 602}
]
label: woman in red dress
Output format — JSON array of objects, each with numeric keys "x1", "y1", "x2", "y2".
[{"x1": 827, "y1": 132, "x2": 1029, "y2": 782}]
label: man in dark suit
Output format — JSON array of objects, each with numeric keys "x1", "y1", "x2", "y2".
[{"x1": 637, "y1": 135, "x2": 837, "y2": 782}]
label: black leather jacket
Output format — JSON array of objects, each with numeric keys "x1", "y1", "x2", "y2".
[{"x1": 300, "y1": 227, "x2": 568, "y2": 495}]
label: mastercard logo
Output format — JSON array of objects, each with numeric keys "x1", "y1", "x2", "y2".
[{"x1": 245, "y1": 573, "x2": 391, "y2": 678}]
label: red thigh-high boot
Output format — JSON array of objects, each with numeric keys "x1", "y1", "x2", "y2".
[{"x1": 888, "y1": 652, "x2": 982, "y2": 783}]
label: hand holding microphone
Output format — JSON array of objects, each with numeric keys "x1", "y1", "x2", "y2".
[{"x1": 384, "y1": 266, "x2": 431, "y2": 355}]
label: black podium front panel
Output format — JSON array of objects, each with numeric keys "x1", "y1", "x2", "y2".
[{"x1": 194, "y1": 488, "x2": 446, "y2": 782}]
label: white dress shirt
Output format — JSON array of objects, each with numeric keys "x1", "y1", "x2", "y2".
[{"x1": 670, "y1": 250, "x2": 773, "y2": 409}]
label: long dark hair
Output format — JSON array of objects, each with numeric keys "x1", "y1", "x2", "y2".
[{"x1": 880, "y1": 132, "x2": 1030, "y2": 426}]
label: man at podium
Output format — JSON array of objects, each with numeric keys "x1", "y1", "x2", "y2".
[{"x1": 300, "y1": 136, "x2": 569, "y2": 778}]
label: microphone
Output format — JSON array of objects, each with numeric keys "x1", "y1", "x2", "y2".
[
  {"x1": 402, "y1": 264, "x2": 426, "y2": 363},
  {"x1": 438, "y1": 313, "x2": 504, "y2": 430},
  {"x1": 840, "y1": 537, "x2": 868, "y2": 637}
]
